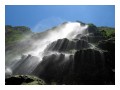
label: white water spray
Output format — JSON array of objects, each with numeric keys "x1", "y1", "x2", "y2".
[
  {"x1": 25, "y1": 22, "x2": 88, "y2": 58},
  {"x1": 5, "y1": 22, "x2": 88, "y2": 76}
]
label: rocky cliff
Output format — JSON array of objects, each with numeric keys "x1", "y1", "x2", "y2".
[{"x1": 5, "y1": 22, "x2": 115, "y2": 85}]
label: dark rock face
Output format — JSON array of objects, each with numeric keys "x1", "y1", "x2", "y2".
[
  {"x1": 32, "y1": 53, "x2": 74, "y2": 84},
  {"x1": 5, "y1": 75, "x2": 46, "y2": 85},
  {"x1": 45, "y1": 38, "x2": 91, "y2": 53},
  {"x1": 97, "y1": 37, "x2": 115, "y2": 75},
  {"x1": 74, "y1": 49, "x2": 114, "y2": 85},
  {"x1": 32, "y1": 48, "x2": 115, "y2": 85},
  {"x1": 98, "y1": 38, "x2": 115, "y2": 62},
  {"x1": 80, "y1": 34, "x2": 105, "y2": 43},
  {"x1": 75, "y1": 27, "x2": 105, "y2": 43},
  {"x1": 98, "y1": 37, "x2": 115, "y2": 53}
]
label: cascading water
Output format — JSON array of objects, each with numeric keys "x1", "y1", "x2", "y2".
[
  {"x1": 5, "y1": 21, "x2": 114, "y2": 85},
  {"x1": 5, "y1": 22, "x2": 88, "y2": 76}
]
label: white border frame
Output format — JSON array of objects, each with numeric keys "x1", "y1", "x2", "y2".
[{"x1": 0, "y1": 0, "x2": 120, "y2": 89}]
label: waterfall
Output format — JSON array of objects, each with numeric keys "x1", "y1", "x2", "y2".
[
  {"x1": 5, "y1": 21, "x2": 114, "y2": 85},
  {"x1": 5, "y1": 22, "x2": 88, "y2": 76},
  {"x1": 23, "y1": 22, "x2": 88, "y2": 56}
]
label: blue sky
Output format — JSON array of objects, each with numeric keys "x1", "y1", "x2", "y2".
[{"x1": 5, "y1": 5, "x2": 115, "y2": 32}]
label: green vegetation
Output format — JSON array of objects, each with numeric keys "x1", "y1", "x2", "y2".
[
  {"x1": 98, "y1": 27, "x2": 115, "y2": 38},
  {"x1": 87, "y1": 23, "x2": 115, "y2": 39},
  {"x1": 5, "y1": 25, "x2": 32, "y2": 45},
  {"x1": 87, "y1": 23, "x2": 96, "y2": 27}
]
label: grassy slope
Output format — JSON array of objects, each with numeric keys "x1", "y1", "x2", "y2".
[{"x1": 5, "y1": 25, "x2": 32, "y2": 45}]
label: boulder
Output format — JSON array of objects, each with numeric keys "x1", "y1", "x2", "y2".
[{"x1": 5, "y1": 75, "x2": 46, "y2": 85}]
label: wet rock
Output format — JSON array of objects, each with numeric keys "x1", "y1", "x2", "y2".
[
  {"x1": 45, "y1": 38, "x2": 70, "y2": 52},
  {"x1": 81, "y1": 36, "x2": 104, "y2": 43},
  {"x1": 33, "y1": 53, "x2": 74, "y2": 84},
  {"x1": 74, "y1": 49, "x2": 115, "y2": 85},
  {"x1": 75, "y1": 32, "x2": 105, "y2": 43},
  {"x1": 75, "y1": 39, "x2": 90, "y2": 49},
  {"x1": 45, "y1": 38, "x2": 90, "y2": 53},
  {"x1": 98, "y1": 37, "x2": 115, "y2": 53},
  {"x1": 97, "y1": 37, "x2": 115, "y2": 73}
]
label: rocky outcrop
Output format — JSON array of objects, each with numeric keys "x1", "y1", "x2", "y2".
[
  {"x1": 75, "y1": 24, "x2": 105, "y2": 43},
  {"x1": 45, "y1": 38, "x2": 91, "y2": 53},
  {"x1": 98, "y1": 37, "x2": 115, "y2": 53},
  {"x1": 5, "y1": 75, "x2": 46, "y2": 85},
  {"x1": 33, "y1": 48, "x2": 115, "y2": 85}
]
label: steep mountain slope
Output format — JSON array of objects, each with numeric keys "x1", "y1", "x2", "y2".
[{"x1": 5, "y1": 25, "x2": 32, "y2": 45}]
